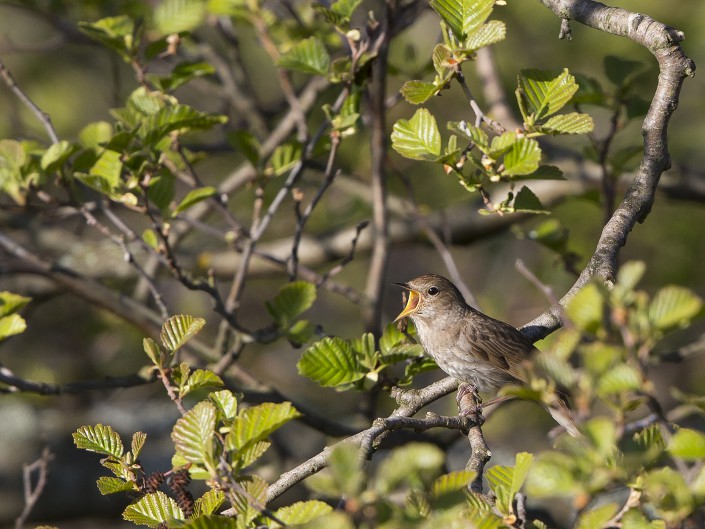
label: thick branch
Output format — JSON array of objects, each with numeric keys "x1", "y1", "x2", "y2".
[{"x1": 523, "y1": 0, "x2": 695, "y2": 341}]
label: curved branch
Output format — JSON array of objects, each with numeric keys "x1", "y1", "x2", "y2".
[{"x1": 523, "y1": 0, "x2": 695, "y2": 342}]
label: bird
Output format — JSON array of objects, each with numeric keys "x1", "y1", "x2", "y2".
[{"x1": 393, "y1": 273, "x2": 580, "y2": 437}]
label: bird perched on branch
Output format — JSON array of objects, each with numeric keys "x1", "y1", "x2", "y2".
[{"x1": 394, "y1": 274, "x2": 580, "y2": 437}]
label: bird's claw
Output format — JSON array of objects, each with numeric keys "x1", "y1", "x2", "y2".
[{"x1": 456, "y1": 383, "x2": 484, "y2": 424}]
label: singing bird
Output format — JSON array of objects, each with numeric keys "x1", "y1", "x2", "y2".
[{"x1": 394, "y1": 274, "x2": 579, "y2": 437}]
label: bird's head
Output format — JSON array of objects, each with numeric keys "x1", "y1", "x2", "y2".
[{"x1": 393, "y1": 274, "x2": 466, "y2": 323}]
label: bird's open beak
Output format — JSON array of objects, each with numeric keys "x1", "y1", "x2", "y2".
[{"x1": 393, "y1": 283, "x2": 420, "y2": 322}]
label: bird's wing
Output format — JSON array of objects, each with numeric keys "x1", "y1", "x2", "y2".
[{"x1": 464, "y1": 313, "x2": 537, "y2": 382}]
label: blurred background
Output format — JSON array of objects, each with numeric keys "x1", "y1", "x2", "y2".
[{"x1": 0, "y1": 0, "x2": 704, "y2": 526}]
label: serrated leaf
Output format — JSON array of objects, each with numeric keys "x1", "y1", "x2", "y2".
[
  {"x1": 576, "y1": 503, "x2": 619, "y2": 529},
  {"x1": 193, "y1": 490, "x2": 226, "y2": 517},
  {"x1": 297, "y1": 337, "x2": 365, "y2": 387},
  {"x1": 512, "y1": 186, "x2": 548, "y2": 214},
  {"x1": 180, "y1": 369, "x2": 224, "y2": 397},
  {"x1": 173, "y1": 186, "x2": 217, "y2": 215},
  {"x1": 648, "y1": 286, "x2": 703, "y2": 331},
  {"x1": 209, "y1": 390, "x2": 238, "y2": 420},
  {"x1": 160, "y1": 315, "x2": 206, "y2": 352},
  {"x1": 273, "y1": 500, "x2": 332, "y2": 527},
  {"x1": 265, "y1": 281, "x2": 316, "y2": 326},
  {"x1": 597, "y1": 363, "x2": 642, "y2": 396},
  {"x1": 511, "y1": 452, "x2": 534, "y2": 500},
  {"x1": 461, "y1": 20, "x2": 506, "y2": 53},
  {"x1": 170, "y1": 515, "x2": 238, "y2": 529},
  {"x1": 503, "y1": 138, "x2": 541, "y2": 176},
  {"x1": 486, "y1": 464, "x2": 514, "y2": 514},
  {"x1": 518, "y1": 68, "x2": 579, "y2": 121},
  {"x1": 73, "y1": 424, "x2": 124, "y2": 458},
  {"x1": 78, "y1": 16, "x2": 136, "y2": 61},
  {"x1": 172, "y1": 401, "x2": 216, "y2": 465},
  {"x1": 123, "y1": 491, "x2": 184, "y2": 527},
  {"x1": 278, "y1": 37, "x2": 330, "y2": 75},
  {"x1": 236, "y1": 440, "x2": 271, "y2": 469},
  {"x1": 432, "y1": 470, "x2": 476, "y2": 496},
  {"x1": 0, "y1": 314, "x2": 26, "y2": 340},
  {"x1": 432, "y1": 43, "x2": 454, "y2": 76},
  {"x1": 667, "y1": 428, "x2": 705, "y2": 461},
  {"x1": 391, "y1": 108, "x2": 441, "y2": 161},
  {"x1": 566, "y1": 283, "x2": 604, "y2": 334},
  {"x1": 516, "y1": 164, "x2": 565, "y2": 181},
  {"x1": 328, "y1": 443, "x2": 365, "y2": 497},
  {"x1": 430, "y1": 0, "x2": 495, "y2": 40},
  {"x1": 41, "y1": 141, "x2": 77, "y2": 172},
  {"x1": 228, "y1": 402, "x2": 300, "y2": 450},
  {"x1": 97, "y1": 476, "x2": 136, "y2": 495},
  {"x1": 154, "y1": 0, "x2": 206, "y2": 36},
  {"x1": 142, "y1": 105, "x2": 227, "y2": 146},
  {"x1": 400, "y1": 81, "x2": 439, "y2": 105},
  {"x1": 541, "y1": 112, "x2": 594, "y2": 135},
  {"x1": 132, "y1": 432, "x2": 147, "y2": 458}
]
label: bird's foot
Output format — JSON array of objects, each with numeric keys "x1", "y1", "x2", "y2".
[{"x1": 457, "y1": 383, "x2": 484, "y2": 423}]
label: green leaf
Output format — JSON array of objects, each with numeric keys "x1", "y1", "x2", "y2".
[
  {"x1": 89, "y1": 149, "x2": 123, "y2": 189},
  {"x1": 540, "y1": 112, "x2": 594, "y2": 135},
  {"x1": 431, "y1": 470, "x2": 476, "y2": 497},
  {"x1": 273, "y1": 500, "x2": 333, "y2": 527},
  {"x1": 430, "y1": 0, "x2": 494, "y2": 40},
  {"x1": 642, "y1": 468, "x2": 693, "y2": 523},
  {"x1": 146, "y1": 173, "x2": 176, "y2": 213},
  {"x1": 269, "y1": 143, "x2": 301, "y2": 176},
  {"x1": 193, "y1": 490, "x2": 225, "y2": 517},
  {"x1": 609, "y1": 145, "x2": 643, "y2": 174},
  {"x1": 79, "y1": 121, "x2": 113, "y2": 149},
  {"x1": 123, "y1": 491, "x2": 184, "y2": 527},
  {"x1": 173, "y1": 186, "x2": 217, "y2": 215},
  {"x1": 297, "y1": 337, "x2": 365, "y2": 387},
  {"x1": 0, "y1": 314, "x2": 26, "y2": 340},
  {"x1": 143, "y1": 229, "x2": 159, "y2": 250},
  {"x1": 73, "y1": 424, "x2": 124, "y2": 458},
  {"x1": 228, "y1": 402, "x2": 300, "y2": 450},
  {"x1": 510, "y1": 452, "x2": 534, "y2": 500},
  {"x1": 143, "y1": 337, "x2": 162, "y2": 365},
  {"x1": 141, "y1": 105, "x2": 227, "y2": 146},
  {"x1": 604, "y1": 55, "x2": 645, "y2": 86},
  {"x1": 209, "y1": 390, "x2": 238, "y2": 420},
  {"x1": 391, "y1": 108, "x2": 441, "y2": 161},
  {"x1": 227, "y1": 130, "x2": 261, "y2": 167},
  {"x1": 331, "y1": 0, "x2": 362, "y2": 19},
  {"x1": 596, "y1": 363, "x2": 642, "y2": 396},
  {"x1": 503, "y1": 138, "x2": 541, "y2": 176},
  {"x1": 160, "y1": 314, "x2": 206, "y2": 352},
  {"x1": 97, "y1": 476, "x2": 136, "y2": 495},
  {"x1": 170, "y1": 515, "x2": 238, "y2": 529},
  {"x1": 180, "y1": 369, "x2": 224, "y2": 397},
  {"x1": 278, "y1": 37, "x2": 330, "y2": 75},
  {"x1": 329, "y1": 443, "x2": 364, "y2": 497},
  {"x1": 400, "y1": 81, "x2": 439, "y2": 105},
  {"x1": 172, "y1": 401, "x2": 216, "y2": 465},
  {"x1": 160, "y1": 61, "x2": 216, "y2": 91},
  {"x1": 265, "y1": 281, "x2": 317, "y2": 326},
  {"x1": 154, "y1": 0, "x2": 206, "y2": 35},
  {"x1": 237, "y1": 440, "x2": 271, "y2": 469},
  {"x1": 576, "y1": 503, "x2": 619, "y2": 529},
  {"x1": 132, "y1": 432, "x2": 147, "y2": 458},
  {"x1": 566, "y1": 283, "x2": 604, "y2": 334},
  {"x1": 516, "y1": 165, "x2": 565, "y2": 181},
  {"x1": 376, "y1": 443, "x2": 444, "y2": 493},
  {"x1": 461, "y1": 20, "x2": 506, "y2": 53},
  {"x1": 668, "y1": 428, "x2": 705, "y2": 461},
  {"x1": 648, "y1": 286, "x2": 703, "y2": 331},
  {"x1": 621, "y1": 509, "x2": 665, "y2": 529},
  {"x1": 512, "y1": 186, "x2": 548, "y2": 214},
  {"x1": 617, "y1": 261, "x2": 646, "y2": 291},
  {"x1": 78, "y1": 16, "x2": 137, "y2": 61},
  {"x1": 517, "y1": 68, "x2": 579, "y2": 121},
  {"x1": 41, "y1": 141, "x2": 77, "y2": 172}
]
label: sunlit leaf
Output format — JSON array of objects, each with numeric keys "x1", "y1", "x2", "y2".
[
  {"x1": 180, "y1": 369, "x2": 224, "y2": 397},
  {"x1": 193, "y1": 490, "x2": 225, "y2": 517},
  {"x1": 209, "y1": 390, "x2": 238, "y2": 420},
  {"x1": 272, "y1": 500, "x2": 332, "y2": 527},
  {"x1": 278, "y1": 37, "x2": 330, "y2": 75},
  {"x1": 668, "y1": 428, "x2": 705, "y2": 461},
  {"x1": 517, "y1": 68, "x2": 579, "y2": 121},
  {"x1": 430, "y1": 0, "x2": 495, "y2": 40},
  {"x1": 461, "y1": 20, "x2": 506, "y2": 53},
  {"x1": 391, "y1": 108, "x2": 442, "y2": 161},
  {"x1": 540, "y1": 112, "x2": 594, "y2": 135},
  {"x1": 297, "y1": 337, "x2": 365, "y2": 387},
  {"x1": 123, "y1": 491, "x2": 184, "y2": 527},
  {"x1": 160, "y1": 314, "x2": 206, "y2": 352},
  {"x1": 648, "y1": 286, "x2": 703, "y2": 331},
  {"x1": 502, "y1": 138, "x2": 541, "y2": 176},
  {"x1": 575, "y1": 503, "x2": 619, "y2": 529},
  {"x1": 400, "y1": 81, "x2": 439, "y2": 105},
  {"x1": 265, "y1": 281, "x2": 317, "y2": 326},
  {"x1": 512, "y1": 186, "x2": 548, "y2": 214},
  {"x1": 73, "y1": 424, "x2": 124, "y2": 458},
  {"x1": 173, "y1": 186, "x2": 217, "y2": 215},
  {"x1": 154, "y1": 0, "x2": 206, "y2": 35},
  {"x1": 0, "y1": 314, "x2": 26, "y2": 340},
  {"x1": 41, "y1": 141, "x2": 77, "y2": 172},
  {"x1": 596, "y1": 364, "x2": 642, "y2": 396},
  {"x1": 228, "y1": 402, "x2": 301, "y2": 450},
  {"x1": 97, "y1": 476, "x2": 136, "y2": 495},
  {"x1": 172, "y1": 401, "x2": 216, "y2": 465}
]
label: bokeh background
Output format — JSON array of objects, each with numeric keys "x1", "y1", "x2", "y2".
[{"x1": 1, "y1": 0, "x2": 704, "y2": 526}]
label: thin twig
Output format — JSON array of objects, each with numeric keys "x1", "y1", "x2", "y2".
[
  {"x1": 15, "y1": 447, "x2": 53, "y2": 529},
  {"x1": 0, "y1": 58, "x2": 59, "y2": 144}
]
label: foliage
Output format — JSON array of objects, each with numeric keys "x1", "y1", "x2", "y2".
[{"x1": 0, "y1": 0, "x2": 701, "y2": 528}]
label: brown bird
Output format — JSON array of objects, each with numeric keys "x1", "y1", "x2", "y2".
[{"x1": 394, "y1": 274, "x2": 579, "y2": 437}]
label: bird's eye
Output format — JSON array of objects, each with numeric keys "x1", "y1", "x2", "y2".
[{"x1": 427, "y1": 286, "x2": 439, "y2": 296}]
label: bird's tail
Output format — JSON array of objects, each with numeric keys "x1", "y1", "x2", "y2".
[{"x1": 545, "y1": 400, "x2": 581, "y2": 438}]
